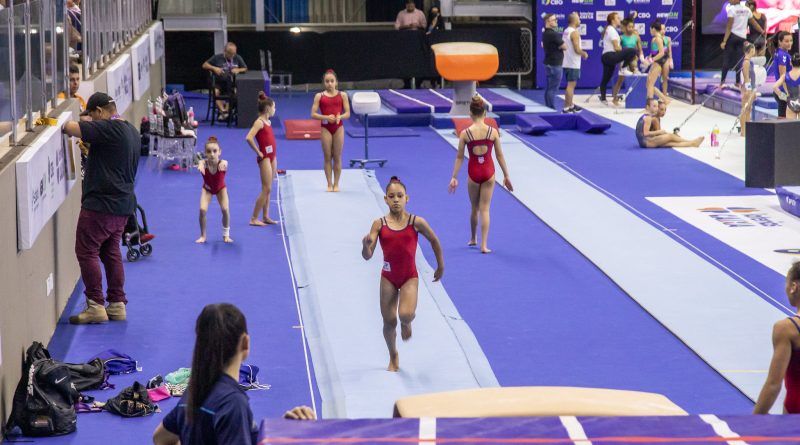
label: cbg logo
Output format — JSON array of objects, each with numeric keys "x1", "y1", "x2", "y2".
[
  {"x1": 665, "y1": 25, "x2": 679, "y2": 32},
  {"x1": 630, "y1": 11, "x2": 651, "y2": 19},
  {"x1": 542, "y1": 0, "x2": 564, "y2": 5}
]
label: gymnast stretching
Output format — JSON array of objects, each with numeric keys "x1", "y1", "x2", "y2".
[
  {"x1": 196, "y1": 137, "x2": 232, "y2": 243},
  {"x1": 362, "y1": 177, "x2": 444, "y2": 372},
  {"x1": 636, "y1": 98, "x2": 703, "y2": 148},
  {"x1": 449, "y1": 96, "x2": 513, "y2": 254}
]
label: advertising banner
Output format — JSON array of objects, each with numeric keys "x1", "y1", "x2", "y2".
[
  {"x1": 16, "y1": 112, "x2": 77, "y2": 250},
  {"x1": 131, "y1": 34, "x2": 151, "y2": 100},
  {"x1": 149, "y1": 21, "x2": 165, "y2": 64},
  {"x1": 107, "y1": 54, "x2": 133, "y2": 115},
  {"x1": 536, "y1": 0, "x2": 683, "y2": 88}
]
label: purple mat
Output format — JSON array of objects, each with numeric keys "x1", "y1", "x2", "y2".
[
  {"x1": 397, "y1": 89, "x2": 452, "y2": 113},
  {"x1": 439, "y1": 88, "x2": 526, "y2": 112},
  {"x1": 259, "y1": 416, "x2": 800, "y2": 444},
  {"x1": 376, "y1": 90, "x2": 432, "y2": 114}
]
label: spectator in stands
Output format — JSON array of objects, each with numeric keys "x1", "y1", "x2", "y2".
[
  {"x1": 395, "y1": 0, "x2": 426, "y2": 31},
  {"x1": 66, "y1": 0, "x2": 81, "y2": 53},
  {"x1": 202, "y1": 42, "x2": 248, "y2": 121},
  {"x1": 59, "y1": 64, "x2": 86, "y2": 111},
  {"x1": 152, "y1": 303, "x2": 315, "y2": 445},
  {"x1": 61, "y1": 93, "x2": 140, "y2": 324},
  {"x1": 426, "y1": 5, "x2": 444, "y2": 35},
  {"x1": 542, "y1": 13, "x2": 565, "y2": 110}
]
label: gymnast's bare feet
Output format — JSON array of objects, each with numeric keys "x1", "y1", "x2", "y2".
[
  {"x1": 262, "y1": 217, "x2": 279, "y2": 225},
  {"x1": 333, "y1": 184, "x2": 340, "y2": 192},
  {"x1": 326, "y1": 185, "x2": 334, "y2": 192},
  {"x1": 401, "y1": 322, "x2": 412, "y2": 341},
  {"x1": 387, "y1": 353, "x2": 400, "y2": 372},
  {"x1": 223, "y1": 236, "x2": 234, "y2": 243},
  {"x1": 250, "y1": 218, "x2": 267, "y2": 226},
  {"x1": 481, "y1": 245, "x2": 492, "y2": 254},
  {"x1": 467, "y1": 238, "x2": 477, "y2": 247},
  {"x1": 195, "y1": 236, "x2": 206, "y2": 244},
  {"x1": 691, "y1": 137, "x2": 704, "y2": 147}
]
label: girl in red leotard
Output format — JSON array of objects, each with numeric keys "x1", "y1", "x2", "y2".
[
  {"x1": 311, "y1": 70, "x2": 350, "y2": 192},
  {"x1": 245, "y1": 92, "x2": 278, "y2": 226},
  {"x1": 362, "y1": 176, "x2": 444, "y2": 372},
  {"x1": 196, "y1": 137, "x2": 232, "y2": 244},
  {"x1": 754, "y1": 261, "x2": 800, "y2": 414},
  {"x1": 448, "y1": 96, "x2": 513, "y2": 254}
]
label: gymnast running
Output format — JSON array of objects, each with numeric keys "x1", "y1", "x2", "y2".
[
  {"x1": 245, "y1": 92, "x2": 278, "y2": 226},
  {"x1": 196, "y1": 137, "x2": 232, "y2": 243},
  {"x1": 311, "y1": 69, "x2": 350, "y2": 192},
  {"x1": 646, "y1": 21, "x2": 671, "y2": 104},
  {"x1": 635, "y1": 98, "x2": 703, "y2": 148},
  {"x1": 773, "y1": 54, "x2": 800, "y2": 120},
  {"x1": 449, "y1": 96, "x2": 513, "y2": 254},
  {"x1": 753, "y1": 262, "x2": 800, "y2": 414},
  {"x1": 361, "y1": 176, "x2": 444, "y2": 372}
]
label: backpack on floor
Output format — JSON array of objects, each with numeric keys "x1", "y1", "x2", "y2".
[
  {"x1": 105, "y1": 381, "x2": 159, "y2": 417},
  {"x1": 88, "y1": 349, "x2": 139, "y2": 375},
  {"x1": 164, "y1": 92, "x2": 187, "y2": 126},
  {"x1": 65, "y1": 358, "x2": 112, "y2": 392},
  {"x1": 6, "y1": 343, "x2": 79, "y2": 437}
]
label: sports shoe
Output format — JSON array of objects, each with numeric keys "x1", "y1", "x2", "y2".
[
  {"x1": 69, "y1": 300, "x2": 109, "y2": 324},
  {"x1": 562, "y1": 107, "x2": 573, "y2": 113},
  {"x1": 106, "y1": 302, "x2": 127, "y2": 321},
  {"x1": 571, "y1": 105, "x2": 583, "y2": 112}
]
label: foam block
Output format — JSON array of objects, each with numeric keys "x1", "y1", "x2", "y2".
[
  {"x1": 778, "y1": 186, "x2": 800, "y2": 218},
  {"x1": 539, "y1": 113, "x2": 578, "y2": 130},
  {"x1": 516, "y1": 114, "x2": 553, "y2": 135},
  {"x1": 452, "y1": 117, "x2": 499, "y2": 136},
  {"x1": 284, "y1": 119, "x2": 321, "y2": 140},
  {"x1": 575, "y1": 113, "x2": 612, "y2": 134}
]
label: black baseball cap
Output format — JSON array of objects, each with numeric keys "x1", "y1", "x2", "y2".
[{"x1": 82, "y1": 92, "x2": 115, "y2": 115}]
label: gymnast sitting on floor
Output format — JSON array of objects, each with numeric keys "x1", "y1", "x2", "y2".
[{"x1": 636, "y1": 98, "x2": 704, "y2": 148}]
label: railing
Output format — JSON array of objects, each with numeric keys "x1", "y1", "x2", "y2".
[
  {"x1": 496, "y1": 27, "x2": 532, "y2": 90},
  {"x1": 81, "y1": 0, "x2": 152, "y2": 79},
  {"x1": 1, "y1": 0, "x2": 69, "y2": 145}
]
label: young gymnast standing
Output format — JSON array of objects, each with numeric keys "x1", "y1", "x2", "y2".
[
  {"x1": 245, "y1": 92, "x2": 278, "y2": 225},
  {"x1": 449, "y1": 96, "x2": 513, "y2": 254},
  {"x1": 646, "y1": 21, "x2": 671, "y2": 104},
  {"x1": 196, "y1": 137, "x2": 232, "y2": 243},
  {"x1": 311, "y1": 70, "x2": 350, "y2": 192},
  {"x1": 362, "y1": 177, "x2": 444, "y2": 372}
]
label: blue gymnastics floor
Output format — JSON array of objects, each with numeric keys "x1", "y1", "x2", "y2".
[{"x1": 21, "y1": 89, "x2": 761, "y2": 442}]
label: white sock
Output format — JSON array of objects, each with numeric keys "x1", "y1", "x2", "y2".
[{"x1": 222, "y1": 226, "x2": 230, "y2": 237}]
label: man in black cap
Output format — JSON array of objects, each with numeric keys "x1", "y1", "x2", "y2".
[{"x1": 62, "y1": 92, "x2": 140, "y2": 324}]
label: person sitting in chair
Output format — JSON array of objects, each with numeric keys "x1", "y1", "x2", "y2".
[{"x1": 202, "y1": 42, "x2": 248, "y2": 121}]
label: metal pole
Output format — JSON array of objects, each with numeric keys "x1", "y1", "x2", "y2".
[
  {"x1": 8, "y1": 4, "x2": 18, "y2": 145},
  {"x1": 282, "y1": 0, "x2": 286, "y2": 23},
  {"x1": 50, "y1": 0, "x2": 57, "y2": 108},
  {"x1": 691, "y1": 0, "x2": 696, "y2": 104},
  {"x1": 25, "y1": 0, "x2": 33, "y2": 131}
]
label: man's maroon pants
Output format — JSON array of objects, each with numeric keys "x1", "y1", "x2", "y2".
[{"x1": 75, "y1": 208, "x2": 129, "y2": 305}]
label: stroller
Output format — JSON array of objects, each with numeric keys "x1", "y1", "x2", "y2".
[{"x1": 123, "y1": 204, "x2": 154, "y2": 262}]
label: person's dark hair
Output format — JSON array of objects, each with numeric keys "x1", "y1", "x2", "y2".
[
  {"x1": 257, "y1": 91, "x2": 274, "y2": 114},
  {"x1": 649, "y1": 20, "x2": 662, "y2": 31},
  {"x1": 469, "y1": 96, "x2": 485, "y2": 117},
  {"x1": 406, "y1": 0, "x2": 415, "y2": 4},
  {"x1": 186, "y1": 304, "x2": 248, "y2": 423},
  {"x1": 792, "y1": 53, "x2": 800, "y2": 67},
  {"x1": 789, "y1": 262, "x2": 800, "y2": 282},
  {"x1": 746, "y1": 0, "x2": 757, "y2": 9},
  {"x1": 322, "y1": 69, "x2": 337, "y2": 83},
  {"x1": 543, "y1": 13, "x2": 555, "y2": 22},
  {"x1": 205, "y1": 136, "x2": 220, "y2": 149},
  {"x1": 100, "y1": 103, "x2": 117, "y2": 113},
  {"x1": 621, "y1": 18, "x2": 632, "y2": 27},
  {"x1": 69, "y1": 64, "x2": 79, "y2": 75},
  {"x1": 386, "y1": 176, "x2": 407, "y2": 193}
]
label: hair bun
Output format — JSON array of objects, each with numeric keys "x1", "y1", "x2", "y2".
[
  {"x1": 390, "y1": 176, "x2": 400, "y2": 182},
  {"x1": 326, "y1": 69, "x2": 336, "y2": 74},
  {"x1": 258, "y1": 91, "x2": 267, "y2": 100},
  {"x1": 207, "y1": 136, "x2": 218, "y2": 143}
]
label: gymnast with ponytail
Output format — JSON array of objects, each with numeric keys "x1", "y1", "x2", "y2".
[
  {"x1": 448, "y1": 96, "x2": 513, "y2": 254},
  {"x1": 245, "y1": 91, "x2": 279, "y2": 226},
  {"x1": 153, "y1": 304, "x2": 315, "y2": 445}
]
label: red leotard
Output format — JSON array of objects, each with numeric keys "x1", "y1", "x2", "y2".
[
  {"x1": 319, "y1": 92, "x2": 344, "y2": 135},
  {"x1": 465, "y1": 126, "x2": 496, "y2": 184},
  {"x1": 202, "y1": 162, "x2": 226, "y2": 195},
  {"x1": 785, "y1": 316, "x2": 800, "y2": 413},
  {"x1": 255, "y1": 119, "x2": 276, "y2": 163},
  {"x1": 378, "y1": 214, "x2": 418, "y2": 289}
]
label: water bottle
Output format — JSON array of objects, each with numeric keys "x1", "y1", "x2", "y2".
[
  {"x1": 711, "y1": 125, "x2": 719, "y2": 147},
  {"x1": 167, "y1": 119, "x2": 175, "y2": 137},
  {"x1": 187, "y1": 106, "x2": 195, "y2": 126}
]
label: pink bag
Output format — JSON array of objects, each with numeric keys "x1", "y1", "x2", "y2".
[{"x1": 147, "y1": 385, "x2": 171, "y2": 402}]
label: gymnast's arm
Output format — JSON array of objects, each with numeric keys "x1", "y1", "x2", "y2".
[
  {"x1": 310, "y1": 93, "x2": 330, "y2": 121},
  {"x1": 773, "y1": 74, "x2": 786, "y2": 96},
  {"x1": 338, "y1": 92, "x2": 351, "y2": 121},
  {"x1": 362, "y1": 219, "x2": 381, "y2": 260},
  {"x1": 493, "y1": 133, "x2": 513, "y2": 192},
  {"x1": 414, "y1": 216, "x2": 444, "y2": 282},
  {"x1": 642, "y1": 116, "x2": 665, "y2": 137},
  {"x1": 197, "y1": 159, "x2": 206, "y2": 175},
  {"x1": 721, "y1": 17, "x2": 734, "y2": 49},
  {"x1": 448, "y1": 133, "x2": 468, "y2": 193},
  {"x1": 753, "y1": 320, "x2": 793, "y2": 414},
  {"x1": 245, "y1": 119, "x2": 265, "y2": 159}
]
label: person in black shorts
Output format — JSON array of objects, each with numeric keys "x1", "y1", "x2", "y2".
[{"x1": 202, "y1": 42, "x2": 248, "y2": 120}]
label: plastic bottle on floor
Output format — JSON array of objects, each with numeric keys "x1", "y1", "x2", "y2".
[
  {"x1": 187, "y1": 107, "x2": 195, "y2": 126},
  {"x1": 711, "y1": 125, "x2": 719, "y2": 147}
]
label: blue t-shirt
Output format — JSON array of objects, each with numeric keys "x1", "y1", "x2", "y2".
[
  {"x1": 162, "y1": 375, "x2": 258, "y2": 445},
  {"x1": 772, "y1": 48, "x2": 792, "y2": 81}
]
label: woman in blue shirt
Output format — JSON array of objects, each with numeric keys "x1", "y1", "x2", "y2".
[
  {"x1": 153, "y1": 304, "x2": 315, "y2": 445},
  {"x1": 771, "y1": 31, "x2": 793, "y2": 118}
]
